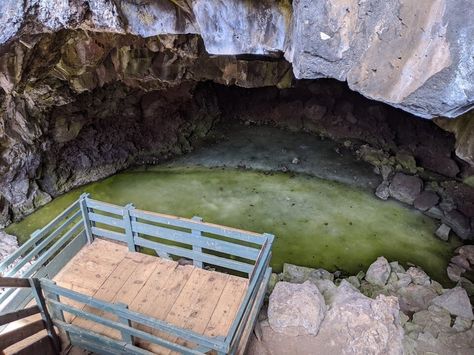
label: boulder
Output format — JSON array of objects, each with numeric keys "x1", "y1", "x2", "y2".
[
  {"x1": 268, "y1": 281, "x2": 326, "y2": 336},
  {"x1": 447, "y1": 263, "x2": 465, "y2": 282},
  {"x1": 406, "y1": 267, "x2": 430, "y2": 286},
  {"x1": 458, "y1": 245, "x2": 474, "y2": 264},
  {"x1": 413, "y1": 191, "x2": 439, "y2": 211},
  {"x1": 365, "y1": 256, "x2": 391, "y2": 286},
  {"x1": 431, "y1": 287, "x2": 474, "y2": 320},
  {"x1": 396, "y1": 284, "x2": 438, "y2": 313},
  {"x1": 389, "y1": 173, "x2": 422, "y2": 205},
  {"x1": 443, "y1": 210, "x2": 473, "y2": 240},
  {"x1": 375, "y1": 181, "x2": 390, "y2": 200},
  {"x1": 435, "y1": 224, "x2": 451, "y2": 241},
  {"x1": 451, "y1": 255, "x2": 470, "y2": 270},
  {"x1": 317, "y1": 281, "x2": 404, "y2": 355},
  {"x1": 282, "y1": 263, "x2": 334, "y2": 283}
]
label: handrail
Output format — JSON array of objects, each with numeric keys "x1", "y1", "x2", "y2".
[
  {"x1": 0, "y1": 277, "x2": 60, "y2": 353},
  {"x1": 0, "y1": 199, "x2": 81, "y2": 273},
  {"x1": 2, "y1": 195, "x2": 274, "y2": 354},
  {"x1": 40, "y1": 279, "x2": 227, "y2": 352}
]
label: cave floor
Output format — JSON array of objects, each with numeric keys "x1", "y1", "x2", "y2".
[
  {"x1": 5, "y1": 124, "x2": 461, "y2": 285},
  {"x1": 161, "y1": 123, "x2": 381, "y2": 190}
]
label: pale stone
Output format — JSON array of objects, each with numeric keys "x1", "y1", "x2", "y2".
[
  {"x1": 365, "y1": 256, "x2": 391, "y2": 286},
  {"x1": 431, "y1": 287, "x2": 474, "y2": 320},
  {"x1": 435, "y1": 223, "x2": 451, "y2": 241},
  {"x1": 317, "y1": 280, "x2": 404, "y2": 355},
  {"x1": 396, "y1": 284, "x2": 438, "y2": 313},
  {"x1": 406, "y1": 267, "x2": 431, "y2": 286},
  {"x1": 268, "y1": 281, "x2": 326, "y2": 336}
]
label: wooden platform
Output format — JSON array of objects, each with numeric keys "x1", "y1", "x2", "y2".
[{"x1": 53, "y1": 238, "x2": 249, "y2": 354}]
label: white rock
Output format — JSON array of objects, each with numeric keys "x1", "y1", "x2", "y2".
[
  {"x1": 268, "y1": 281, "x2": 326, "y2": 336},
  {"x1": 431, "y1": 287, "x2": 474, "y2": 320},
  {"x1": 365, "y1": 256, "x2": 391, "y2": 286},
  {"x1": 317, "y1": 280, "x2": 404, "y2": 354},
  {"x1": 406, "y1": 267, "x2": 431, "y2": 286}
]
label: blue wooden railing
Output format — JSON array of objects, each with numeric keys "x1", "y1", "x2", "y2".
[{"x1": 0, "y1": 194, "x2": 274, "y2": 354}]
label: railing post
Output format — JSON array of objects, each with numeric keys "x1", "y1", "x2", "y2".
[
  {"x1": 115, "y1": 302, "x2": 134, "y2": 345},
  {"x1": 79, "y1": 193, "x2": 93, "y2": 244},
  {"x1": 123, "y1": 204, "x2": 136, "y2": 252},
  {"x1": 29, "y1": 278, "x2": 61, "y2": 353},
  {"x1": 191, "y1": 216, "x2": 203, "y2": 268}
]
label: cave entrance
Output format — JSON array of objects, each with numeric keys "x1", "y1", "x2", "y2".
[{"x1": 6, "y1": 80, "x2": 470, "y2": 285}]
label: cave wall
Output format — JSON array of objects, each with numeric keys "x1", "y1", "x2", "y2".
[
  {"x1": 0, "y1": 30, "x2": 293, "y2": 226},
  {"x1": 1, "y1": 0, "x2": 473, "y2": 118},
  {"x1": 0, "y1": 1, "x2": 473, "y2": 238}
]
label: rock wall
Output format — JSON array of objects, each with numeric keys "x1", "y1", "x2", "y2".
[
  {"x1": 215, "y1": 81, "x2": 474, "y2": 239},
  {"x1": 1, "y1": 0, "x2": 473, "y2": 118},
  {"x1": 0, "y1": 29, "x2": 293, "y2": 226},
  {"x1": 0, "y1": 0, "x2": 473, "y2": 230}
]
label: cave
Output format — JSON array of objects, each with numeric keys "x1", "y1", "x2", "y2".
[{"x1": 1, "y1": 1, "x2": 474, "y2": 354}]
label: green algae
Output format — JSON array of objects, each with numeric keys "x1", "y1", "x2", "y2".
[{"x1": 6, "y1": 167, "x2": 460, "y2": 284}]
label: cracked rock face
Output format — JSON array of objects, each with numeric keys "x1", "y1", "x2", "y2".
[
  {"x1": 0, "y1": 0, "x2": 473, "y2": 227},
  {"x1": 1, "y1": 0, "x2": 473, "y2": 118}
]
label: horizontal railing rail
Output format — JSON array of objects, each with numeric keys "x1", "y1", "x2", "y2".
[
  {"x1": 2, "y1": 194, "x2": 274, "y2": 354},
  {"x1": 0, "y1": 199, "x2": 86, "y2": 315},
  {"x1": 81, "y1": 195, "x2": 272, "y2": 277},
  {"x1": 41, "y1": 279, "x2": 227, "y2": 354},
  {"x1": 0, "y1": 200, "x2": 81, "y2": 273},
  {"x1": 0, "y1": 277, "x2": 60, "y2": 353}
]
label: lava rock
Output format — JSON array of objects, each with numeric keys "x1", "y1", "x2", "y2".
[
  {"x1": 413, "y1": 191, "x2": 439, "y2": 211},
  {"x1": 442, "y1": 210, "x2": 473, "y2": 240},
  {"x1": 389, "y1": 173, "x2": 422, "y2": 205},
  {"x1": 396, "y1": 285, "x2": 438, "y2": 313},
  {"x1": 446, "y1": 263, "x2": 465, "y2": 282},
  {"x1": 431, "y1": 287, "x2": 474, "y2": 320},
  {"x1": 268, "y1": 281, "x2": 326, "y2": 336},
  {"x1": 406, "y1": 267, "x2": 431, "y2": 286}
]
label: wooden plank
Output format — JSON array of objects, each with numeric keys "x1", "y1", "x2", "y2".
[
  {"x1": 236, "y1": 268, "x2": 271, "y2": 355},
  {"x1": 0, "y1": 278, "x2": 30, "y2": 288},
  {"x1": 17, "y1": 222, "x2": 84, "y2": 279},
  {"x1": 29, "y1": 278, "x2": 61, "y2": 353},
  {"x1": 58, "y1": 321, "x2": 152, "y2": 355},
  {"x1": 132, "y1": 221, "x2": 260, "y2": 260},
  {"x1": 41, "y1": 279, "x2": 225, "y2": 352},
  {"x1": 131, "y1": 209, "x2": 265, "y2": 245},
  {"x1": 88, "y1": 212, "x2": 125, "y2": 229},
  {"x1": 89, "y1": 255, "x2": 177, "y2": 340},
  {"x1": 59, "y1": 314, "x2": 204, "y2": 355},
  {"x1": 132, "y1": 265, "x2": 194, "y2": 353},
  {"x1": 0, "y1": 319, "x2": 45, "y2": 350},
  {"x1": 0, "y1": 231, "x2": 43, "y2": 273},
  {"x1": 53, "y1": 239, "x2": 128, "y2": 322},
  {"x1": 42, "y1": 231, "x2": 87, "y2": 279},
  {"x1": 0, "y1": 306, "x2": 40, "y2": 327},
  {"x1": 54, "y1": 239, "x2": 127, "y2": 292},
  {"x1": 123, "y1": 204, "x2": 136, "y2": 251},
  {"x1": 225, "y1": 246, "x2": 272, "y2": 348},
  {"x1": 204, "y1": 276, "x2": 248, "y2": 338},
  {"x1": 91, "y1": 227, "x2": 126, "y2": 242},
  {"x1": 4, "y1": 332, "x2": 55, "y2": 355},
  {"x1": 86, "y1": 198, "x2": 124, "y2": 216},
  {"x1": 135, "y1": 237, "x2": 253, "y2": 274},
  {"x1": 112, "y1": 254, "x2": 165, "y2": 307},
  {"x1": 72, "y1": 253, "x2": 149, "y2": 336},
  {"x1": 164, "y1": 268, "x2": 230, "y2": 354},
  {"x1": 7, "y1": 210, "x2": 82, "y2": 277}
]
